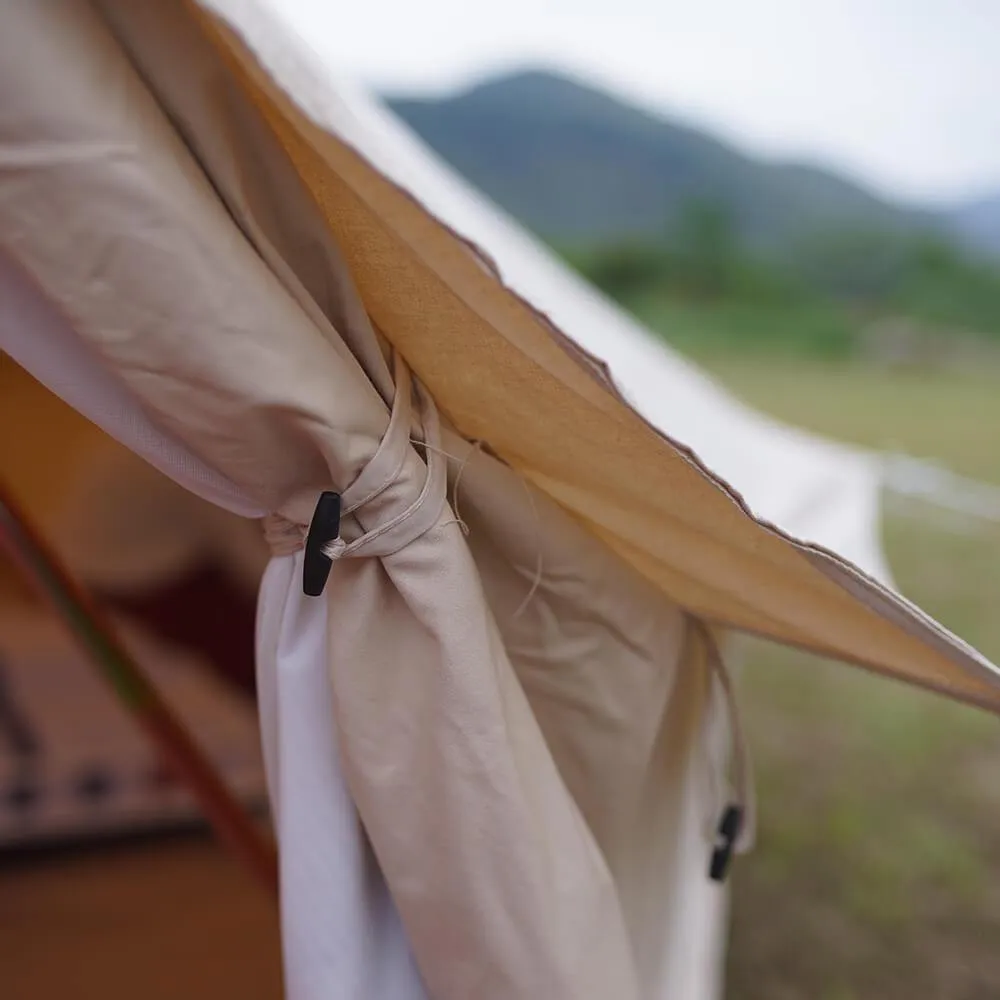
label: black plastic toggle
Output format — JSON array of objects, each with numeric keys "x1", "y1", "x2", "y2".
[
  {"x1": 303, "y1": 491, "x2": 342, "y2": 597},
  {"x1": 709, "y1": 803, "x2": 744, "y2": 882}
]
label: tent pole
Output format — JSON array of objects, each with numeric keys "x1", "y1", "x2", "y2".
[{"x1": 0, "y1": 480, "x2": 279, "y2": 898}]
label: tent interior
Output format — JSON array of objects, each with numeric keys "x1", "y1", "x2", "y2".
[{"x1": 0, "y1": 355, "x2": 283, "y2": 998}]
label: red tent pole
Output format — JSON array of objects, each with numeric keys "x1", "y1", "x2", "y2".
[{"x1": 0, "y1": 479, "x2": 278, "y2": 898}]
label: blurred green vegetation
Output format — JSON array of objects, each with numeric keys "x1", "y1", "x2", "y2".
[
  {"x1": 687, "y1": 361, "x2": 1000, "y2": 999},
  {"x1": 557, "y1": 200, "x2": 1000, "y2": 360}
]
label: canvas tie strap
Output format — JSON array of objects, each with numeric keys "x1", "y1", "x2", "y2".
[
  {"x1": 261, "y1": 352, "x2": 447, "y2": 590},
  {"x1": 691, "y1": 618, "x2": 756, "y2": 881}
]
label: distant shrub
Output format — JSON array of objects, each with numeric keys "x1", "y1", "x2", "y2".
[{"x1": 557, "y1": 200, "x2": 1000, "y2": 358}]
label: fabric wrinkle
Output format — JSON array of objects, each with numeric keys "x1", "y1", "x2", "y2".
[{"x1": 261, "y1": 351, "x2": 448, "y2": 567}]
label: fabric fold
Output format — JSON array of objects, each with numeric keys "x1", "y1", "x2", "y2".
[
  {"x1": 190, "y1": 0, "x2": 1000, "y2": 711},
  {"x1": 261, "y1": 352, "x2": 448, "y2": 566},
  {"x1": 2, "y1": 4, "x2": 998, "y2": 1000},
  {"x1": 0, "y1": 4, "x2": 648, "y2": 995}
]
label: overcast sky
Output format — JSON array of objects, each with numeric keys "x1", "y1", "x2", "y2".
[{"x1": 279, "y1": 0, "x2": 1000, "y2": 207}]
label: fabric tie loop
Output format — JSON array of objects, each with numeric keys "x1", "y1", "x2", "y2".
[{"x1": 261, "y1": 351, "x2": 448, "y2": 567}]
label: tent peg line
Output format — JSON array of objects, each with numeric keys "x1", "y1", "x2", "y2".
[{"x1": 0, "y1": 480, "x2": 279, "y2": 898}]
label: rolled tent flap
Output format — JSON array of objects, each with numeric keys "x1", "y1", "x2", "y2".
[
  {"x1": 0, "y1": 3, "x2": 722, "y2": 997},
  {"x1": 196, "y1": 0, "x2": 1000, "y2": 709},
  {"x1": 0, "y1": 3, "x2": 997, "y2": 1000}
]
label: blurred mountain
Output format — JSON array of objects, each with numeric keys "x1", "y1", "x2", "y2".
[
  {"x1": 946, "y1": 193, "x2": 1000, "y2": 257},
  {"x1": 386, "y1": 70, "x2": 936, "y2": 252}
]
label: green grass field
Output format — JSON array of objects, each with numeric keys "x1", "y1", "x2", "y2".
[{"x1": 684, "y1": 356, "x2": 1000, "y2": 999}]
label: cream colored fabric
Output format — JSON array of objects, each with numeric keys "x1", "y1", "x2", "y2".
[
  {"x1": 1, "y1": 3, "x2": 998, "y2": 1000},
  {"x1": 188, "y1": 0, "x2": 1000, "y2": 711},
  {"x1": 2, "y1": 0, "x2": 998, "y2": 703},
  {"x1": 0, "y1": 4, "x2": 726, "y2": 996}
]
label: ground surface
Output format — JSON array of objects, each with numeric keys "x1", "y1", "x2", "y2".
[
  {"x1": 0, "y1": 832, "x2": 282, "y2": 1000},
  {"x1": 703, "y1": 359, "x2": 1000, "y2": 1000}
]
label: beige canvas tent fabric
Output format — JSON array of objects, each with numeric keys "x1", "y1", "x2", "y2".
[
  {"x1": 3, "y1": 0, "x2": 999, "y2": 707},
  {"x1": 0, "y1": 2, "x2": 997, "y2": 999},
  {"x1": 0, "y1": 4, "x2": 727, "y2": 996},
  {"x1": 190, "y1": 0, "x2": 1000, "y2": 710}
]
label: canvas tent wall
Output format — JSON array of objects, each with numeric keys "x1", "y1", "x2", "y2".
[{"x1": 1, "y1": 3, "x2": 998, "y2": 1000}]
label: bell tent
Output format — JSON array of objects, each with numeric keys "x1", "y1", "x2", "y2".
[{"x1": 1, "y1": 2, "x2": 999, "y2": 999}]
